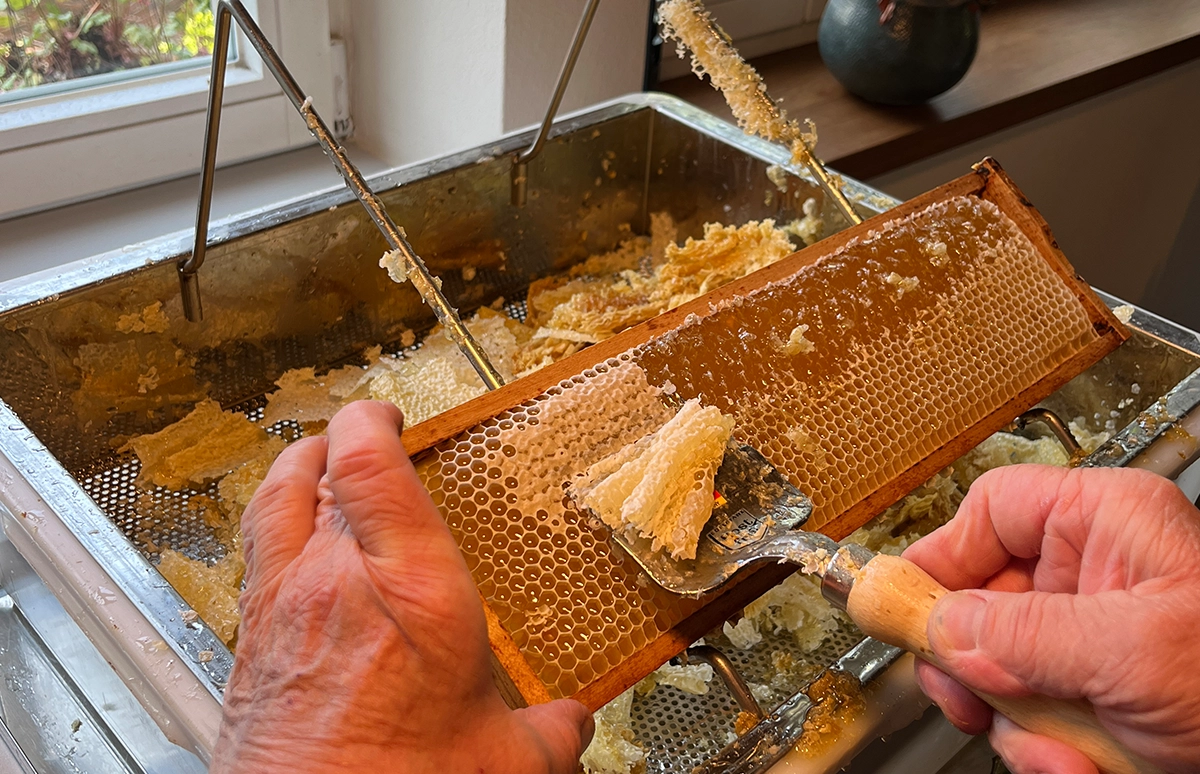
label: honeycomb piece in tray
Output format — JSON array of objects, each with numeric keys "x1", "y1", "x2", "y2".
[
  {"x1": 525, "y1": 234, "x2": 655, "y2": 328},
  {"x1": 635, "y1": 663, "x2": 714, "y2": 696},
  {"x1": 254, "y1": 306, "x2": 536, "y2": 434},
  {"x1": 580, "y1": 687, "x2": 646, "y2": 774},
  {"x1": 576, "y1": 398, "x2": 734, "y2": 560},
  {"x1": 783, "y1": 197, "x2": 823, "y2": 247},
  {"x1": 261, "y1": 347, "x2": 388, "y2": 429},
  {"x1": 157, "y1": 540, "x2": 245, "y2": 647},
  {"x1": 511, "y1": 336, "x2": 589, "y2": 376},
  {"x1": 524, "y1": 238, "x2": 662, "y2": 341},
  {"x1": 217, "y1": 436, "x2": 288, "y2": 521},
  {"x1": 654, "y1": 220, "x2": 794, "y2": 308},
  {"x1": 519, "y1": 218, "x2": 793, "y2": 371},
  {"x1": 73, "y1": 339, "x2": 206, "y2": 425},
  {"x1": 368, "y1": 310, "x2": 532, "y2": 426},
  {"x1": 124, "y1": 399, "x2": 275, "y2": 490},
  {"x1": 529, "y1": 274, "x2": 663, "y2": 345},
  {"x1": 115, "y1": 301, "x2": 171, "y2": 334}
]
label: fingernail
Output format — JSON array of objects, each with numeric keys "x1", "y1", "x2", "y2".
[{"x1": 930, "y1": 591, "x2": 986, "y2": 654}]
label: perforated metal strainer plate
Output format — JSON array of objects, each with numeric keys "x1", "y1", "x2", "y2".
[{"x1": 630, "y1": 625, "x2": 863, "y2": 773}]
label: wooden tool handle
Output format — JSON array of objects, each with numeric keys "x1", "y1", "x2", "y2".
[{"x1": 844, "y1": 554, "x2": 1162, "y2": 774}]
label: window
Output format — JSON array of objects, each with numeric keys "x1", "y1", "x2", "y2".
[
  {"x1": 1, "y1": 0, "x2": 217, "y2": 98},
  {"x1": 0, "y1": 0, "x2": 335, "y2": 220}
]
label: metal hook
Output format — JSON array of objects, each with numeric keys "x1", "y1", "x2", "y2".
[
  {"x1": 1005, "y1": 407, "x2": 1083, "y2": 458},
  {"x1": 511, "y1": 0, "x2": 602, "y2": 207},
  {"x1": 681, "y1": 644, "x2": 764, "y2": 720},
  {"x1": 183, "y1": 0, "x2": 504, "y2": 391}
]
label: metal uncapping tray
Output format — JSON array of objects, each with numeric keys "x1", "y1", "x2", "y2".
[{"x1": 0, "y1": 94, "x2": 1197, "y2": 769}]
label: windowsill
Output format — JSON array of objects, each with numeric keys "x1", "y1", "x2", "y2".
[
  {"x1": 660, "y1": 0, "x2": 1200, "y2": 180},
  {"x1": 0, "y1": 143, "x2": 389, "y2": 284}
]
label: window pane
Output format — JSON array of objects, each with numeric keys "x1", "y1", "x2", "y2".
[{"x1": 1, "y1": 0, "x2": 215, "y2": 97}]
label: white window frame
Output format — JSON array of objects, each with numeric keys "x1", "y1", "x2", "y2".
[{"x1": 0, "y1": 0, "x2": 333, "y2": 221}]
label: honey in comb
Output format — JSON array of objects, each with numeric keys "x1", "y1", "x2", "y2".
[
  {"x1": 415, "y1": 361, "x2": 702, "y2": 698},
  {"x1": 636, "y1": 195, "x2": 1094, "y2": 530},
  {"x1": 415, "y1": 193, "x2": 1109, "y2": 702}
]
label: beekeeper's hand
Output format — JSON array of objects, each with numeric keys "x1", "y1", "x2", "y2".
[
  {"x1": 904, "y1": 465, "x2": 1200, "y2": 774},
  {"x1": 210, "y1": 401, "x2": 593, "y2": 774}
]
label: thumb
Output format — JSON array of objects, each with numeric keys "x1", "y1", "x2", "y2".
[
  {"x1": 515, "y1": 699, "x2": 595, "y2": 774},
  {"x1": 928, "y1": 589, "x2": 1137, "y2": 700}
]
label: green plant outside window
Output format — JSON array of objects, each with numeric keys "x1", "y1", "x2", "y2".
[{"x1": 1, "y1": 0, "x2": 215, "y2": 95}]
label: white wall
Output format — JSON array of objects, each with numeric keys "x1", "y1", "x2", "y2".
[
  {"x1": 869, "y1": 59, "x2": 1200, "y2": 325},
  {"x1": 337, "y1": 0, "x2": 509, "y2": 165},
  {"x1": 331, "y1": 0, "x2": 650, "y2": 166}
]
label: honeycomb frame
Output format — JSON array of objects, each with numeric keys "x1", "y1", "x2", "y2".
[{"x1": 403, "y1": 159, "x2": 1128, "y2": 710}]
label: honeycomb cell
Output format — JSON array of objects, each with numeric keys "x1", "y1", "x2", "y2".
[
  {"x1": 574, "y1": 662, "x2": 595, "y2": 685},
  {"x1": 588, "y1": 654, "x2": 611, "y2": 677}
]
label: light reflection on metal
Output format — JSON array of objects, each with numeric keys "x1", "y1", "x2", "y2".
[{"x1": 1005, "y1": 407, "x2": 1083, "y2": 458}]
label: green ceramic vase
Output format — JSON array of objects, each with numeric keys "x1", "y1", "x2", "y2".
[{"x1": 818, "y1": 0, "x2": 980, "y2": 105}]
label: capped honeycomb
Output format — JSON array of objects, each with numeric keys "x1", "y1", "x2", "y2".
[
  {"x1": 633, "y1": 195, "x2": 1099, "y2": 531},
  {"x1": 414, "y1": 194, "x2": 1113, "y2": 702}
]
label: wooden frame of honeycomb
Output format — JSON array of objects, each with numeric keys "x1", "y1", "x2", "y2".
[{"x1": 402, "y1": 159, "x2": 1128, "y2": 711}]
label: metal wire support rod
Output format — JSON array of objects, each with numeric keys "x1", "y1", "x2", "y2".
[
  {"x1": 789, "y1": 141, "x2": 863, "y2": 228},
  {"x1": 511, "y1": 0, "x2": 602, "y2": 207},
  {"x1": 1005, "y1": 407, "x2": 1083, "y2": 458},
  {"x1": 681, "y1": 645, "x2": 764, "y2": 720},
  {"x1": 182, "y1": 0, "x2": 505, "y2": 390},
  {"x1": 655, "y1": 0, "x2": 861, "y2": 227}
]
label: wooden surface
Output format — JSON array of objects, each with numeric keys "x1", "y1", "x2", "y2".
[
  {"x1": 659, "y1": 0, "x2": 1200, "y2": 180},
  {"x1": 847, "y1": 554, "x2": 1159, "y2": 774}
]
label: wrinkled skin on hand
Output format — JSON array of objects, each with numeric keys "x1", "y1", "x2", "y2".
[
  {"x1": 210, "y1": 401, "x2": 593, "y2": 773},
  {"x1": 904, "y1": 465, "x2": 1200, "y2": 774}
]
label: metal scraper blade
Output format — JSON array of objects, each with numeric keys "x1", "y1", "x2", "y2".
[{"x1": 606, "y1": 441, "x2": 831, "y2": 597}]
